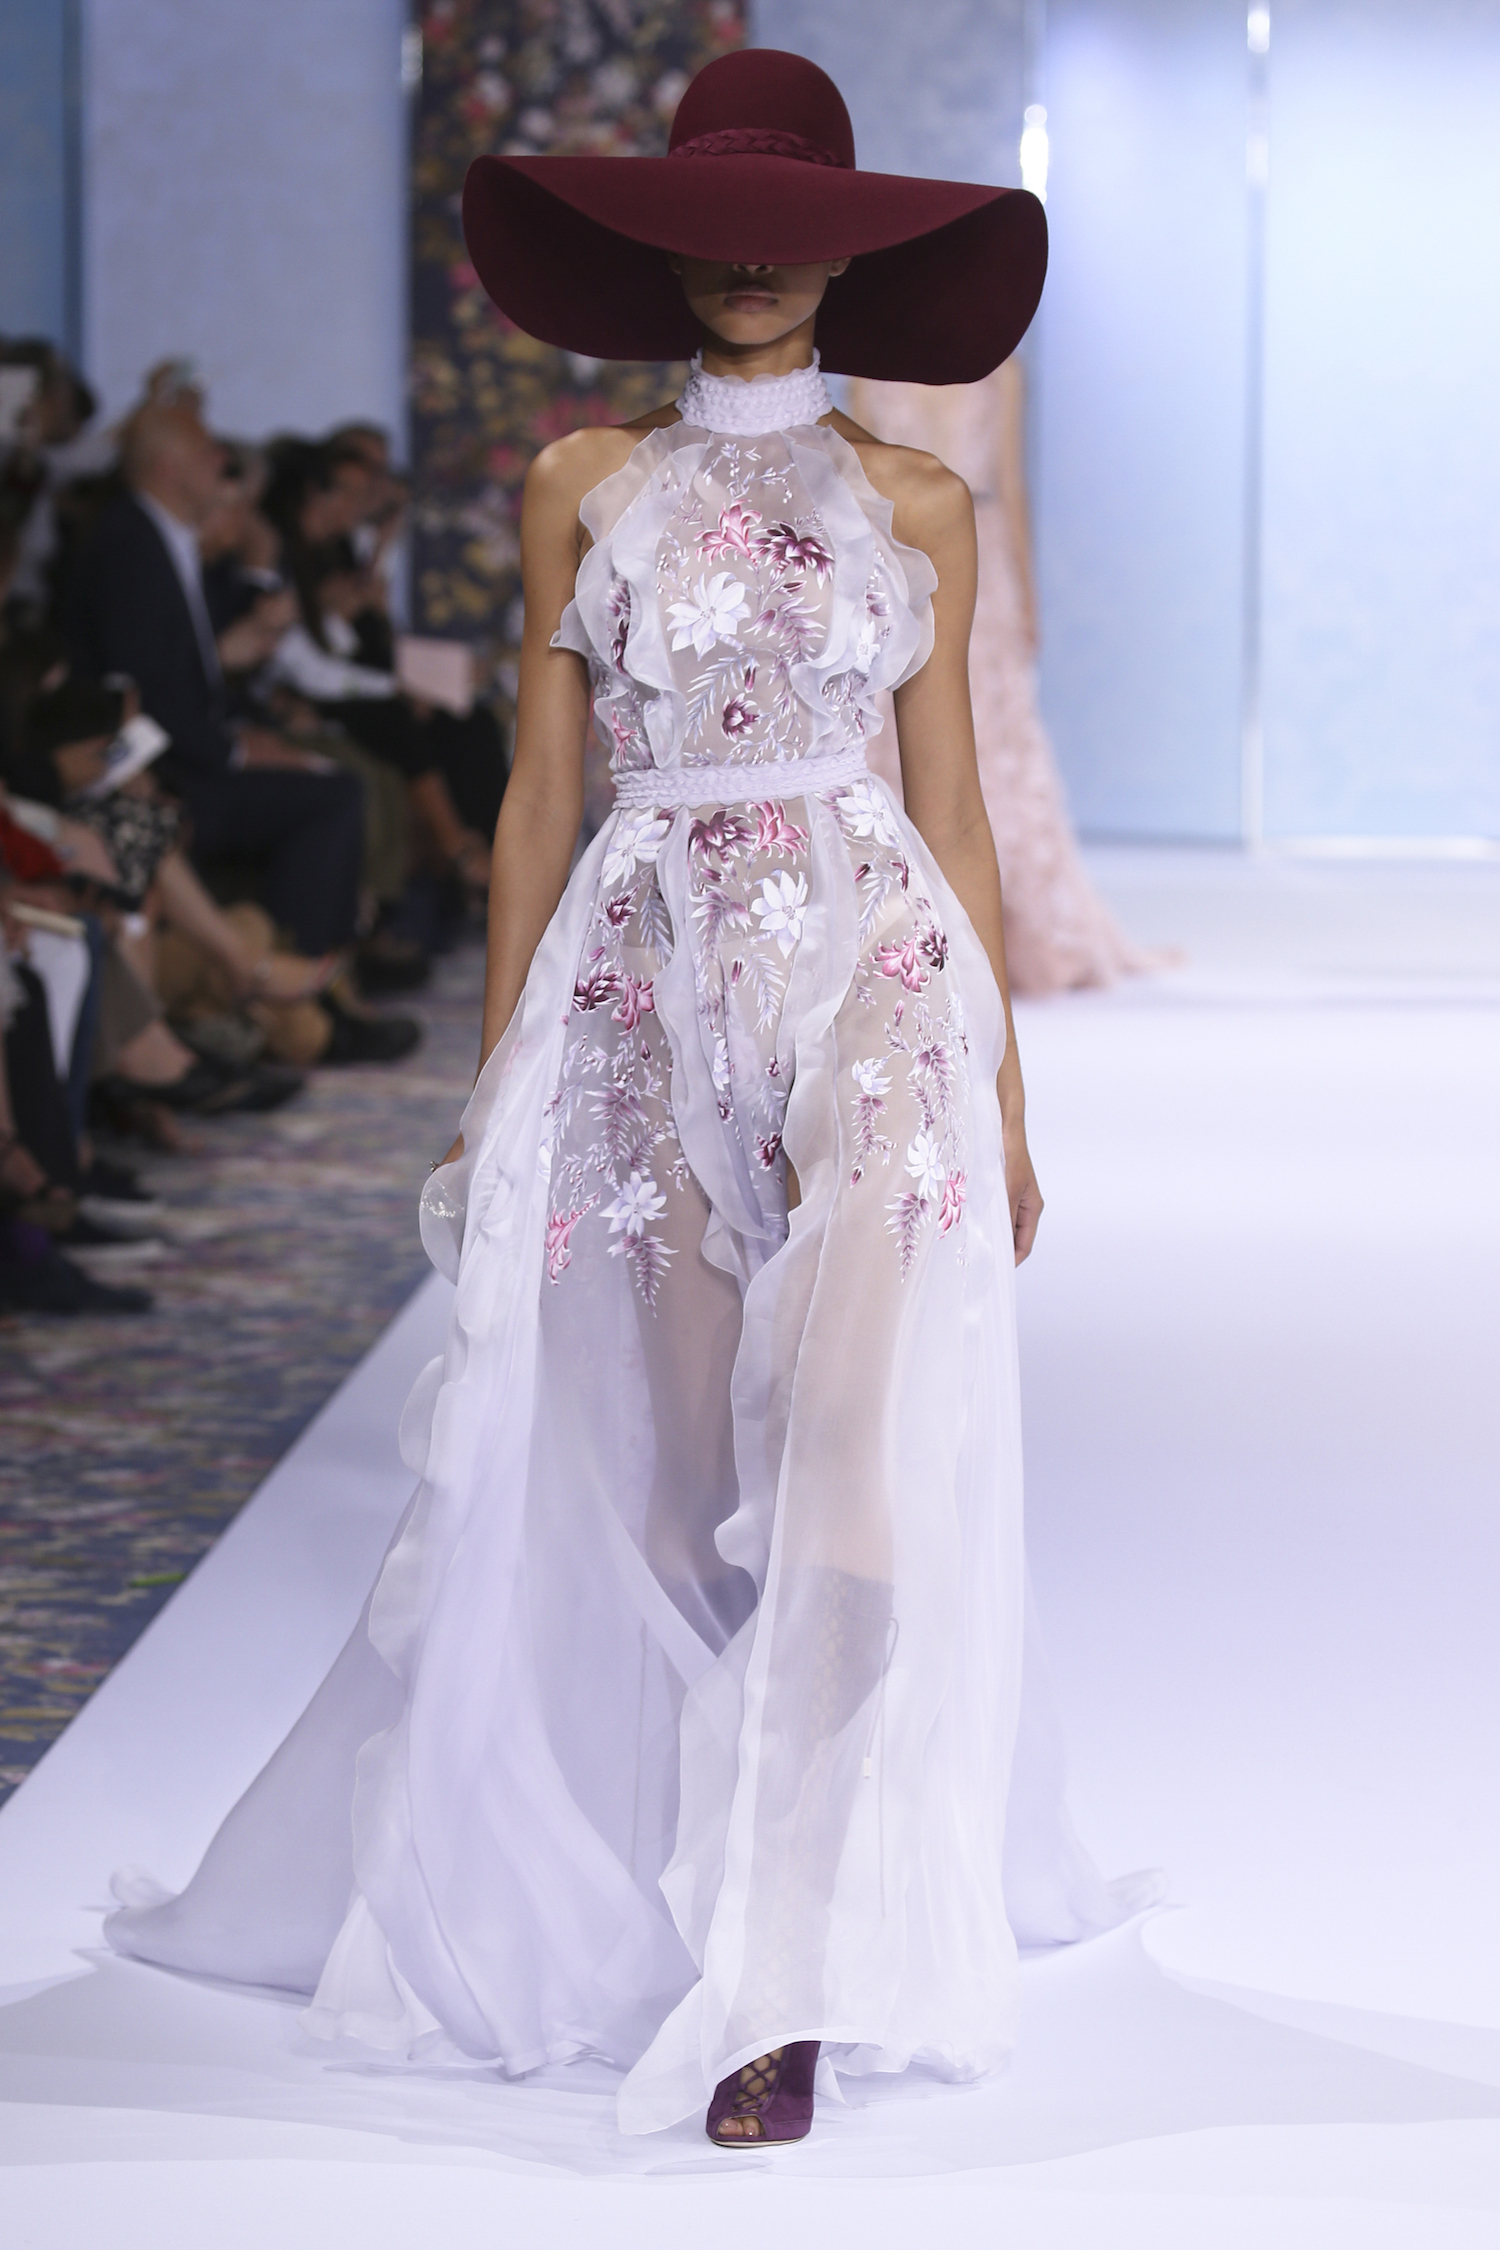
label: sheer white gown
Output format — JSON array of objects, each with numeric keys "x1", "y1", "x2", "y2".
[{"x1": 107, "y1": 356, "x2": 1158, "y2": 2136}]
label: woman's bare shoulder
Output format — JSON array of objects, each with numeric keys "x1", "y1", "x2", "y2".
[
  {"x1": 829, "y1": 412, "x2": 973, "y2": 548},
  {"x1": 525, "y1": 408, "x2": 677, "y2": 513}
]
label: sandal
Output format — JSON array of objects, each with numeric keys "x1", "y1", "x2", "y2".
[{"x1": 706, "y1": 2040, "x2": 819, "y2": 2146}]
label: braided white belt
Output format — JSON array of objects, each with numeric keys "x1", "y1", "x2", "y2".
[{"x1": 612, "y1": 744, "x2": 870, "y2": 810}]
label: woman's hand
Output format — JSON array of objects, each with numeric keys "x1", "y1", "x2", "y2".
[
  {"x1": 54, "y1": 818, "x2": 120, "y2": 886},
  {"x1": 217, "y1": 590, "x2": 295, "y2": 672},
  {"x1": 1002, "y1": 1109, "x2": 1044, "y2": 1264}
]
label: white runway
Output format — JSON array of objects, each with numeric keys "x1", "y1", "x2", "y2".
[{"x1": 3, "y1": 850, "x2": 1500, "y2": 2248}]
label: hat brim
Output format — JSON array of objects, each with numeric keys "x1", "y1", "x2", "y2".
[{"x1": 462, "y1": 155, "x2": 1047, "y2": 384}]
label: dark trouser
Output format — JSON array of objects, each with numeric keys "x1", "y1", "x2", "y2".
[
  {"x1": 321, "y1": 699, "x2": 508, "y2": 839},
  {"x1": 67, "y1": 917, "x2": 108, "y2": 1138},
  {"x1": 179, "y1": 765, "x2": 364, "y2": 955},
  {"x1": 431, "y1": 704, "x2": 507, "y2": 838},
  {"x1": 5, "y1": 965, "x2": 79, "y2": 1189}
]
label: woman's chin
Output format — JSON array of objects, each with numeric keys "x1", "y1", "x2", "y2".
[{"x1": 699, "y1": 325, "x2": 809, "y2": 361}]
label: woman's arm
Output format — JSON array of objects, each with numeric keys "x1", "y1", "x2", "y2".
[
  {"x1": 268, "y1": 622, "x2": 397, "y2": 702},
  {"x1": 434, "y1": 431, "x2": 630, "y2": 1168},
  {"x1": 474, "y1": 444, "x2": 599, "y2": 1072},
  {"x1": 889, "y1": 456, "x2": 1043, "y2": 1262}
]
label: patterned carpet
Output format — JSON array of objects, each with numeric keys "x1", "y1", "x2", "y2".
[{"x1": 0, "y1": 945, "x2": 482, "y2": 1804}]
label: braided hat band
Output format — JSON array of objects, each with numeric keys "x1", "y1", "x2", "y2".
[{"x1": 670, "y1": 127, "x2": 850, "y2": 170}]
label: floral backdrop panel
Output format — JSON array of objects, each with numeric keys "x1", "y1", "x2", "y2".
[{"x1": 410, "y1": 0, "x2": 746, "y2": 781}]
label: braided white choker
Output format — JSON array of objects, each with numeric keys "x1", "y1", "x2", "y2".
[{"x1": 676, "y1": 351, "x2": 832, "y2": 436}]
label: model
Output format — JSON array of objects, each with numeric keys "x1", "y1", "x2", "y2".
[{"x1": 107, "y1": 50, "x2": 1156, "y2": 2148}]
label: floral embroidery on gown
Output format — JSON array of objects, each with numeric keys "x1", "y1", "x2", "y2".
[{"x1": 106, "y1": 356, "x2": 1159, "y2": 2136}]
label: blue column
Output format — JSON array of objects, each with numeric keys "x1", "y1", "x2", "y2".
[{"x1": 0, "y1": 0, "x2": 80, "y2": 350}]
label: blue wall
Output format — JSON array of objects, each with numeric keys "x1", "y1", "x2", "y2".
[
  {"x1": 82, "y1": 0, "x2": 410, "y2": 442},
  {"x1": 753, "y1": 0, "x2": 1025, "y2": 186},
  {"x1": 0, "y1": 0, "x2": 75, "y2": 347},
  {"x1": 757, "y1": 0, "x2": 1500, "y2": 844},
  {"x1": 1031, "y1": 0, "x2": 1250, "y2": 842},
  {"x1": 1260, "y1": 0, "x2": 1500, "y2": 839}
]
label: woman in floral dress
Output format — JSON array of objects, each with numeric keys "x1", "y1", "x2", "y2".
[{"x1": 108, "y1": 51, "x2": 1157, "y2": 2148}]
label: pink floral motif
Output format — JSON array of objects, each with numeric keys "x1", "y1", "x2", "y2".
[
  {"x1": 756, "y1": 521, "x2": 834, "y2": 583},
  {"x1": 886, "y1": 1189, "x2": 928, "y2": 1278},
  {"x1": 612, "y1": 974, "x2": 655, "y2": 1030},
  {"x1": 573, "y1": 965, "x2": 620, "y2": 1011},
  {"x1": 873, "y1": 936, "x2": 930, "y2": 993},
  {"x1": 607, "y1": 702, "x2": 648, "y2": 767},
  {"x1": 753, "y1": 800, "x2": 810, "y2": 854},
  {"x1": 606, "y1": 577, "x2": 631, "y2": 669},
  {"x1": 545, "y1": 1199, "x2": 597, "y2": 1283},
  {"x1": 689, "y1": 808, "x2": 755, "y2": 866},
  {"x1": 612, "y1": 1231, "x2": 675, "y2": 1310},
  {"x1": 546, "y1": 407, "x2": 972, "y2": 1304},
  {"x1": 699, "y1": 501, "x2": 762, "y2": 560}
]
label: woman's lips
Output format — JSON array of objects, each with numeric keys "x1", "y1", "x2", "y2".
[{"x1": 723, "y1": 290, "x2": 777, "y2": 310}]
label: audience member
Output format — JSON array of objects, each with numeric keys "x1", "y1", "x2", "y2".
[
  {"x1": 0, "y1": 345, "x2": 508, "y2": 1314},
  {"x1": 200, "y1": 455, "x2": 421, "y2": 979},
  {"x1": 1, "y1": 758, "x2": 306, "y2": 1128},
  {"x1": 65, "y1": 399, "x2": 366, "y2": 958},
  {"x1": 21, "y1": 681, "x2": 417, "y2": 1068},
  {"x1": 264, "y1": 437, "x2": 506, "y2": 876},
  {"x1": 0, "y1": 337, "x2": 113, "y2": 622}
]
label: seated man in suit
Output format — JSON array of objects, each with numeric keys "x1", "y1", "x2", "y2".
[{"x1": 65, "y1": 400, "x2": 364, "y2": 959}]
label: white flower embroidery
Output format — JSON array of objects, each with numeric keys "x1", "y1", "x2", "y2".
[
  {"x1": 833, "y1": 778, "x2": 902, "y2": 847},
  {"x1": 853, "y1": 613, "x2": 881, "y2": 670},
  {"x1": 851, "y1": 1056, "x2": 892, "y2": 1097},
  {"x1": 602, "y1": 1170, "x2": 667, "y2": 1239},
  {"x1": 601, "y1": 808, "x2": 671, "y2": 888},
  {"x1": 751, "y1": 869, "x2": 809, "y2": 956},
  {"x1": 667, "y1": 570, "x2": 751, "y2": 656},
  {"x1": 904, "y1": 1131, "x2": 947, "y2": 1201}
]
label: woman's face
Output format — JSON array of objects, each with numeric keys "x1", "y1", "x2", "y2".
[{"x1": 670, "y1": 257, "x2": 850, "y2": 352}]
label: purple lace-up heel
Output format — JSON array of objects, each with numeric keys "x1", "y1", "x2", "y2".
[{"x1": 706, "y1": 2039, "x2": 820, "y2": 2145}]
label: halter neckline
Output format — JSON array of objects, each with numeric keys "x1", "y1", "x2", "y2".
[{"x1": 675, "y1": 352, "x2": 833, "y2": 436}]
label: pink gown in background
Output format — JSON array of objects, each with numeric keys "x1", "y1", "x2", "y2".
[{"x1": 850, "y1": 367, "x2": 1151, "y2": 996}]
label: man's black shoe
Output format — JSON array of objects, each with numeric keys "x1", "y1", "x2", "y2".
[
  {"x1": 82, "y1": 1158, "x2": 153, "y2": 1202},
  {"x1": 318, "y1": 992, "x2": 422, "y2": 1065},
  {"x1": 95, "y1": 1059, "x2": 304, "y2": 1117},
  {"x1": 0, "y1": 1230, "x2": 153, "y2": 1315},
  {"x1": 355, "y1": 932, "x2": 431, "y2": 995},
  {"x1": 228, "y1": 1062, "x2": 308, "y2": 1112}
]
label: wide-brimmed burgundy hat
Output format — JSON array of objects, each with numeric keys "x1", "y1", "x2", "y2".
[{"x1": 462, "y1": 50, "x2": 1046, "y2": 384}]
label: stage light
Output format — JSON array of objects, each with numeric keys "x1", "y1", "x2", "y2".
[
  {"x1": 1247, "y1": 6, "x2": 1271, "y2": 54},
  {"x1": 1020, "y1": 104, "x2": 1049, "y2": 202}
]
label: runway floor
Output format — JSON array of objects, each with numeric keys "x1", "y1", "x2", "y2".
[{"x1": 2, "y1": 849, "x2": 1498, "y2": 2247}]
